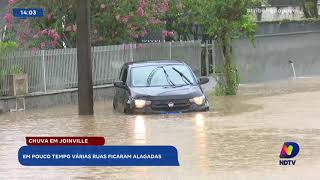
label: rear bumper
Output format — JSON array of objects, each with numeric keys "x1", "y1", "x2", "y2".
[{"x1": 126, "y1": 101, "x2": 209, "y2": 114}]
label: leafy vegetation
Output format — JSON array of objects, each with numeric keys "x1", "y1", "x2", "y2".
[
  {"x1": 0, "y1": 64, "x2": 24, "y2": 96},
  {"x1": 169, "y1": 0, "x2": 261, "y2": 95},
  {"x1": 2, "y1": 0, "x2": 173, "y2": 49},
  {"x1": 0, "y1": 41, "x2": 17, "y2": 55},
  {"x1": 302, "y1": 0, "x2": 318, "y2": 18},
  {"x1": 0, "y1": 41, "x2": 23, "y2": 96},
  {"x1": 212, "y1": 65, "x2": 240, "y2": 96}
]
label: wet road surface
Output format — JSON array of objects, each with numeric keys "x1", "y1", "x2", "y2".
[{"x1": 1, "y1": 77, "x2": 320, "y2": 179}]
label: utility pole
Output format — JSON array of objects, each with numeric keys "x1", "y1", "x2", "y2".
[{"x1": 76, "y1": 0, "x2": 94, "y2": 115}]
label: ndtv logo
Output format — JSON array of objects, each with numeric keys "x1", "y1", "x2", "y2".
[{"x1": 279, "y1": 142, "x2": 300, "y2": 166}]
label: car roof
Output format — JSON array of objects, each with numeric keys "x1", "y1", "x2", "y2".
[{"x1": 124, "y1": 60, "x2": 186, "y2": 68}]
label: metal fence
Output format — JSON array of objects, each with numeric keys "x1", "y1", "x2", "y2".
[{"x1": 0, "y1": 41, "x2": 202, "y2": 96}]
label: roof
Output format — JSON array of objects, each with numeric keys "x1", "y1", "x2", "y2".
[{"x1": 124, "y1": 60, "x2": 185, "y2": 68}]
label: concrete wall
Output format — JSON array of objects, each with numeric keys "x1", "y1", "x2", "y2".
[
  {"x1": 0, "y1": 85, "x2": 115, "y2": 113},
  {"x1": 256, "y1": 21, "x2": 320, "y2": 35},
  {"x1": 233, "y1": 31, "x2": 320, "y2": 83}
]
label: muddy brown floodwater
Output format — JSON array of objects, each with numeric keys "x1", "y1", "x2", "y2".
[{"x1": 1, "y1": 77, "x2": 320, "y2": 179}]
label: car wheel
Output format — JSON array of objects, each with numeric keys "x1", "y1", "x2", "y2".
[
  {"x1": 124, "y1": 107, "x2": 129, "y2": 114},
  {"x1": 123, "y1": 105, "x2": 132, "y2": 114},
  {"x1": 112, "y1": 100, "x2": 117, "y2": 110}
]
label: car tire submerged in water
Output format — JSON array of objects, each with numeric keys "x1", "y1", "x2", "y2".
[
  {"x1": 124, "y1": 105, "x2": 132, "y2": 114},
  {"x1": 112, "y1": 100, "x2": 117, "y2": 111}
]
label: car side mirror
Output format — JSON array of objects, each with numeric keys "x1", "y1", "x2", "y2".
[
  {"x1": 114, "y1": 80, "x2": 126, "y2": 88},
  {"x1": 198, "y1": 77, "x2": 209, "y2": 85}
]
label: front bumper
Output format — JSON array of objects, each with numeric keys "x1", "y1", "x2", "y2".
[{"x1": 126, "y1": 100, "x2": 209, "y2": 114}]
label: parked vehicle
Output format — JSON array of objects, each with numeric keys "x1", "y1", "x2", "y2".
[{"x1": 113, "y1": 60, "x2": 210, "y2": 114}]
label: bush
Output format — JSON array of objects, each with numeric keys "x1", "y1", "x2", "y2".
[
  {"x1": 212, "y1": 65, "x2": 240, "y2": 96},
  {"x1": 0, "y1": 41, "x2": 23, "y2": 95},
  {"x1": 0, "y1": 41, "x2": 17, "y2": 56},
  {"x1": 0, "y1": 65, "x2": 24, "y2": 96}
]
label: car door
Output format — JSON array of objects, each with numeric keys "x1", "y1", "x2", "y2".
[
  {"x1": 118, "y1": 66, "x2": 129, "y2": 112},
  {"x1": 114, "y1": 66, "x2": 124, "y2": 111}
]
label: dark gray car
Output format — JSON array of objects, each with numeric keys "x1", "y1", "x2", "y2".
[{"x1": 113, "y1": 60, "x2": 210, "y2": 114}]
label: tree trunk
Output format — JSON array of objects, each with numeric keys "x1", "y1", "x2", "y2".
[
  {"x1": 303, "y1": 0, "x2": 318, "y2": 18},
  {"x1": 218, "y1": 33, "x2": 238, "y2": 95},
  {"x1": 313, "y1": 0, "x2": 318, "y2": 18}
]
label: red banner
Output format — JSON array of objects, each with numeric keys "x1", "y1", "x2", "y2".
[{"x1": 26, "y1": 137, "x2": 105, "y2": 146}]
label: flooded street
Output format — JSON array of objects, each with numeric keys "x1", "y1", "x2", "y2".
[{"x1": 1, "y1": 77, "x2": 320, "y2": 179}]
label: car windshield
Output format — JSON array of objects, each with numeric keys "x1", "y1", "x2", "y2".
[{"x1": 131, "y1": 64, "x2": 195, "y2": 87}]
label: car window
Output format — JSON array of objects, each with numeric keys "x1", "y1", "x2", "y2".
[{"x1": 131, "y1": 64, "x2": 195, "y2": 87}]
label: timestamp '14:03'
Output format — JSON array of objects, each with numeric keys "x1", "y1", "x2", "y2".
[{"x1": 12, "y1": 8, "x2": 44, "y2": 18}]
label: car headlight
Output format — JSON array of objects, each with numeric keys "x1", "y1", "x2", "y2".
[
  {"x1": 190, "y1": 95, "x2": 205, "y2": 105},
  {"x1": 134, "y1": 99, "x2": 151, "y2": 108}
]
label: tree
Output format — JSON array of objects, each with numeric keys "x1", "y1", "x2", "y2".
[
  {"x1": 171, "y1": 0, "x2": 261, "y2": 95},
  {"x1": 302, "y1": 0, "x2": 318, "y2": 18},
  {"x1": 2, "y1": 0, "x2": 171, "y2": 50},
  {"x1": 164, "y1": 0, "x2": 204, "y2": 41},
  {"x1": 164, "y1": 0, "x2": 193, "y2": 41}
]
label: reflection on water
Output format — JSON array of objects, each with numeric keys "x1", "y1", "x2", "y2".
[
  {"x1": 1, "y1": 77, "x2": 320, "y2": 179},
  {"x1": 193, "y1": 113, "x2": 209, "y2": 170},
  {"x1": 134, "y1": 116, "x2": 146, "y2": 144},
  {"x1": 195, "y1": 113, "x2": 205, "y2": 128}
]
